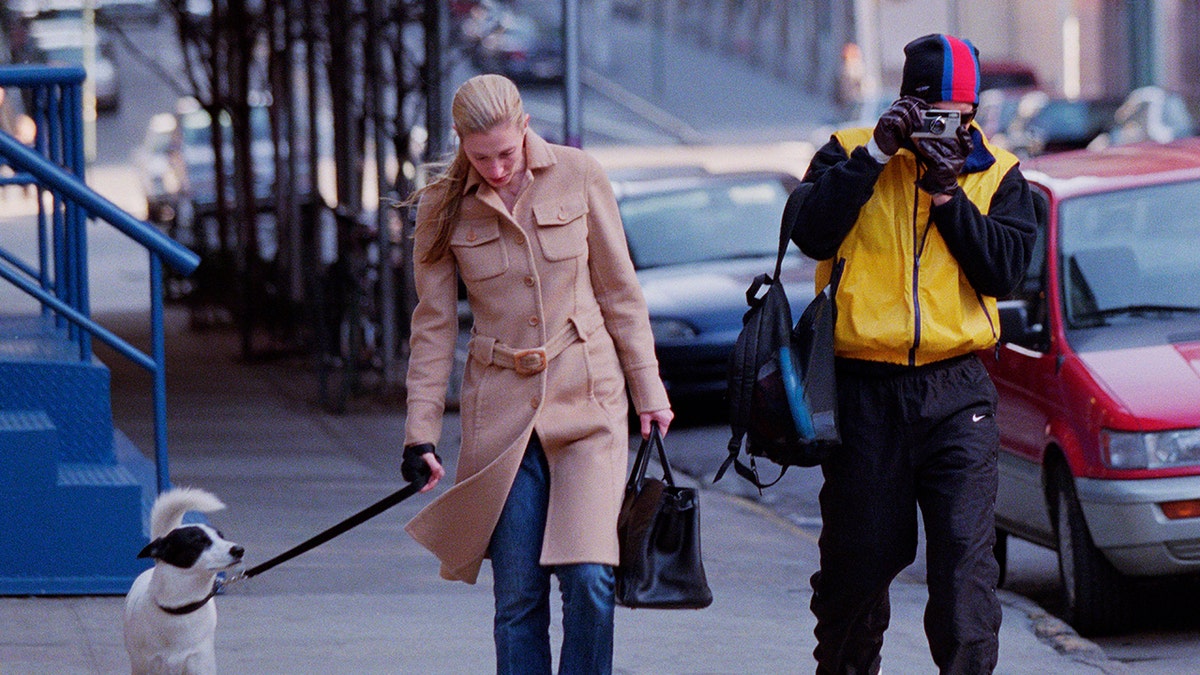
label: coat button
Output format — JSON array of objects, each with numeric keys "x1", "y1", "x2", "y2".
[
  {"x1": 514, "y1": 235, "x2": 526, "y2": 245},
  {"x1": 466, "y1": 232, "x2": 477, "y2": 242},
  {"x1": 558, "y1": 211, "x2": 567, "y2": 222},
  {"x1": 530, "y1": 397, "x2": 540, "y2": 408},
  {"x1": 524, "y1": 276, "x2": 535, "y2": 287},
  {"x1": 528, "y1": 316, "x2": 539, "y2": 326}
]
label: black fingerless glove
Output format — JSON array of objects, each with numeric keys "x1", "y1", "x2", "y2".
[
  {"x1": 914, "y1": 126, "x2": 972, "y2": 196},
  {"x1": 402, "y1": 443, "x2": 438, "y2": 485}
]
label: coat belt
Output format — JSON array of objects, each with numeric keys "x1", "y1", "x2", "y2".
[{"x1": 471, "y1": 321, "x2": 583, "y2": 376}]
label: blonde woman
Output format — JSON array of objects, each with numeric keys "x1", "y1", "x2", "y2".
[{"x1": 399, "y1": 74, "x2": 673, "y2": 674}]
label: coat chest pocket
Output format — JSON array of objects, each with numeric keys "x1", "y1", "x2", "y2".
[
  {"x1": 451, "y1": 218, "x2": 508, "y2": 281},
  {"x1": 533, "y1": 197, "x2": 588, "y2": 261}
]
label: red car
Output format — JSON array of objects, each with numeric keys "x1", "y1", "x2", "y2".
[{"x1": 987, "y1": 138, "x2": 1200, "y2": 636}]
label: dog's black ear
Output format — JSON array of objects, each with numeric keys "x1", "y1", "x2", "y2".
[{"x1": 138, "y1": 538, "x2": 162, "y2": 560}]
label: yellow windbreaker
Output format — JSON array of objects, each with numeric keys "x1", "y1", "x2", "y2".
[{"x1": 815, "y1": 127, "x2": 1020, "y2": 366}]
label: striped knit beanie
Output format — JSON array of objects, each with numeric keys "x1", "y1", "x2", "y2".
[{"x1": 900, "y1": 34, "x2": 981, "y2": 105}]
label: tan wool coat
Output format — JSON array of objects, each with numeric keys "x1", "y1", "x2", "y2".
[{"x1": 403, "y1": 131, "x2": 670, "y2": 583}]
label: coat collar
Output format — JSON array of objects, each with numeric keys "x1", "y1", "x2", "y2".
[{"x1": 461, "y1": 129, "x2": 558, "y2": 197}]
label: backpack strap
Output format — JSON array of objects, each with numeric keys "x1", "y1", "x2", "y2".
[
  {"x1": 774, "y1": 182, "x2": 812, "y2": 279},
  {"x1": 715, "y1": 436, "x2": 788, "y2": 492},
  {"x1": 716, "y1": 275, "x2": 766, "y2": 486},
  {"x1": 828, "y1": 256, "x2": 846, "y2": 297}
]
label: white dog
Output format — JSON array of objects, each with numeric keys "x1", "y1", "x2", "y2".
[{"x1": 124, "y1": 487, "x2": 244, "y2": 675}]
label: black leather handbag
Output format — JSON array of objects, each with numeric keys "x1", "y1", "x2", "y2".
[{"x1": 615, "y1": 424, "x2": 713, "y2": 609}]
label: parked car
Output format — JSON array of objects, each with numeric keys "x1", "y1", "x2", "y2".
[
  {"x1": 975, "y1": 87, "x2": 1027, "y2": 141},
  {"x1": 26, "y1": 13, "x2": 120, "y2": 111},
  {"x1": 1089, "y1": 85, "x2": 1196, "y2": 150},
  {"x1": 97, "y1": 0, "x2": 161, "y2": 23},
  {"x1": 173, "y1": 97, "x2": 278, "y2": 219},
  {"x1": 143, "y1": 96, "x2": 309, "y2": 259},
  {"x1": 1002, "y1": 93, "x2": 1123, "y2": 157},
  {"x1": 472, "y1": 10, "x2": 563, "y2": 84},
  {"x1": 456, "y1": 0, "x2": 504, "y2": 57},
  {"x1": 132, "y1": 111, "x2": 180, "y2": 225},
  {"x1": 591, "y1": 142, "x2": 814, "y2": 401},
  {"x1": 987, "y1": 137, "x2": 1200, "y2": 636},
  {"x1": 10, "y1": 0, "x2": 82, "y2": 19}
]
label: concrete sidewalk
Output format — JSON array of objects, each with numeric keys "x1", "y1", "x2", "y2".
[{"x1": 0, "y1": 309, "x2": 1118, "y2": 674}]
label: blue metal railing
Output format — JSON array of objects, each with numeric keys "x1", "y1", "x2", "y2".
[{"x1": 0, "y1": 65, "x2": 199, "y2": 493}]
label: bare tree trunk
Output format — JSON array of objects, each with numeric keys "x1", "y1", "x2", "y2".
[
  {"x1": 268, "y1": 0, "x2": 301, "y2": 310},
  {"x1": 327, "y1": 0, "x2": 362, "y2": 212},
  {"x1": 224, "y1": 0, "x2": 260, "y2": 358}
]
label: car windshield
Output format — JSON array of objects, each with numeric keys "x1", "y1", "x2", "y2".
[
  {"x1": 41, "y1": 46, "x2": 84, "y2": 65},
  {"x1": 1059, "y1": 180, "x2": 1200, "y2": 327},
  {"x1": 1033, "y1": 102, "x2": 1093, "y2": 136},
  {"x1": 180, "y1": 106, "x2": 272, "y2": 148},
  {"x1": 619, "y1": 177, "x2": 790, "y2": 269}
]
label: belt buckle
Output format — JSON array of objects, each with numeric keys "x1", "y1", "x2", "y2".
[{"x1": 512, "y1": 348, "x2": 547, "y2": 376}]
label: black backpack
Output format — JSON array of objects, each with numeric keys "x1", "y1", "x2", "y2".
[{"x1": 715, "y1": 184, "x2": 844, "y2": 490}]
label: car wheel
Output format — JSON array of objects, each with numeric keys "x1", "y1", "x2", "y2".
[
  {"x1": 1051, "y1": 464, "x2": 1133, "y2": 636},
  {"x1": 994, "y1": 528, "x2": 1008, "y2": 588}
]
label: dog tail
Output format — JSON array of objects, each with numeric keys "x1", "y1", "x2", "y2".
[{"x1": 150, "y1": 487, "x2": 226, "y2": 539}]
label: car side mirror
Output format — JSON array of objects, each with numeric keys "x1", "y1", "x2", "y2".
[{"x1": 998, "y1": 299, "x2": 1043, "y2": 348}]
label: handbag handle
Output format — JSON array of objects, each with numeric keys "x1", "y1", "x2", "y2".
[{"x1": 627, "y1": 422, "x2": 675, "y2": 491}]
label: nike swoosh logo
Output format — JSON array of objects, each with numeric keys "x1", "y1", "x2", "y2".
[{"x1": 972, "y1": 413, "x2": 988, "y2": 422}]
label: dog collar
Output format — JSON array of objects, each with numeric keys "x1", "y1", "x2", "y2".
[{"x1": 156, "y1": 582, "x2": 218, "y2": 615}]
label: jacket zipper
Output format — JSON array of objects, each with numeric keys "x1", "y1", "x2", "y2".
[
  {"x1": 908, "y1": 180, "x2": 990, "y2": 366},
  {"x1": 908, "y1": 180, "x2": 923, "y2": 366},
  {"x1": 909, "y1": 265, "x2": 921, "y2": 365},
  {"x1": 977, "y1": 290, "x2": 997, "y2": 340}
]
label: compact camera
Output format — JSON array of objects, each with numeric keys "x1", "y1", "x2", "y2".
[{"x1": 911, "y1": 109, "x2": 962, "y2": 139}]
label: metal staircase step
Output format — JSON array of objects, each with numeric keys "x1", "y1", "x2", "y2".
[
  {"x1": 112, "y1": 430, "x2": 157, "y2": 532},
  {"x1": 0, "y1": 314, "x2": 115, "y2": 464},
  {"x1": 0, "y1": 360, "x2": 114, "y2": 464},
  {"x1": 57, "y1": 460, "x2": 138, "y2": 486},
  {"x1": 0, "y1": 315, "x2": 75, "y2": 362},
  {"x1": 0, "y1": 410, "x2": 57, "y2": 490},
  {"x1": 0, "y1": 321, "x2": 156, "y2": 594},
  {"x1": 0, "y1": 449, "x2": 151, "y2": 594},
  {"x1": 0, "y1": 415, "x2": 155, "y2": 594}
]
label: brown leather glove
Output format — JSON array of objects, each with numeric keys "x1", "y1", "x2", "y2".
[
  {"x1": 872, "y1": 96, "x2": 925, "y2": 157},
  {"x1": 914, "y1": 125, "x2": 973, "y2": 196}
]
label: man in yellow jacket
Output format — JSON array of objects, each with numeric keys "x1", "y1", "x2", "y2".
[{"x1": 788, "y1": 34, "x2": 1038, "y2": 674}]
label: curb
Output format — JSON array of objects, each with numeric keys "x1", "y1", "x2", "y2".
[
  {"x1": 679, "y1": 459, "x2": 1127, "y2": 673},
  {"x1": 998, "y1": 590, "x2": 1128, "y2": 674}
]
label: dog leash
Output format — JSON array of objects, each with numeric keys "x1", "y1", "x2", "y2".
[{"x1": 220, "y1": 478, "x2": 425, "y2": 590}]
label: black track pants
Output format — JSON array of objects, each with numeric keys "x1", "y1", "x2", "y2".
[{"x1": 811, "y1": 355, "x2": 1002, "y2": 675}]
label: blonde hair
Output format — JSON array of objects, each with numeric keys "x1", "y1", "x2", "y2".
[{"x1": 409, "y1": 74, "x2": 526, "y2": 263}]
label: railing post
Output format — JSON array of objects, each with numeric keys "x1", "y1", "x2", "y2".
[
  {"x1": 65, "y1": 81, "x2": 91, "y2": 359},
  {"x1": 33, "y1": 87, "x2": 52, "y2": 313},
  {"x1": 150, "y1": 253, "x2": 171, "y2": 493}
]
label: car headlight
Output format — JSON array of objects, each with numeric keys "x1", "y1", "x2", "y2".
[
  {"x1": 650, "y1": 318, "x2": 698, "y2": 342},
  {"x1": 1102, "y1": 428, "x2": 1200, "y2": 469}
]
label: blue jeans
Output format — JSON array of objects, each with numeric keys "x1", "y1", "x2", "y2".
[{"x1": 489, "y1": 435, "x2": 615, "y2": 675}]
